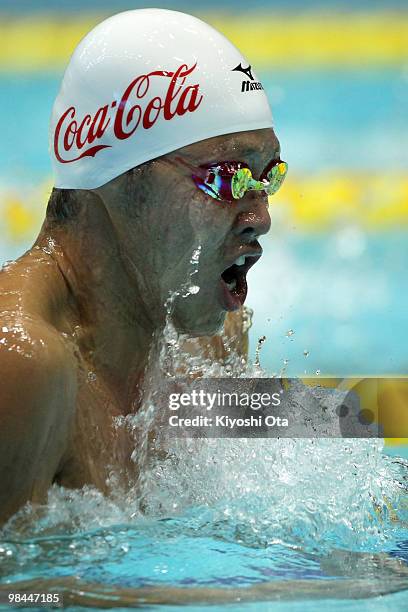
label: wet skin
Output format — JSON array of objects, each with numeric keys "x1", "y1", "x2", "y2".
[{"x1": 0, "y1": 128, "x2": 280, "y2": 524}]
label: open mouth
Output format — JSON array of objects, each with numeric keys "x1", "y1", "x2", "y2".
[{"x1": 219, "y1": 253, "x2": 261, "y2": 311}]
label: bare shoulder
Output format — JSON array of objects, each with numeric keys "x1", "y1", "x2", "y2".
[
  {"x1": 0, "y1": 312, "x2": 77, "y2": 522},
  {"x1": 0, "y1": 312, "x2": 76, "y2": 409}
]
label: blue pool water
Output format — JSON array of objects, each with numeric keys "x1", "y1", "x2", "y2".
[
  {"x1": 248, "y1": 231, "x2": 408, "y2": 376},
  {"x1": 0, "y1": 438, "x2": 407, "y2": 610}
]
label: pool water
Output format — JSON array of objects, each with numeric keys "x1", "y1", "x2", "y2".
[
  {"x1": 1, "y1": 522, "x2": 408, "y2": 609},
  {"x1": 0, "y1": 432, "x2": 407, "y2": 609},
  {"x1": 247, "y1": 231, "x2": 408, "y2": 376}
]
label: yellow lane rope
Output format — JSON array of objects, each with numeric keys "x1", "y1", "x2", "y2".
[
  {"x1": 0, "y1": 12, "x2": 407, "y2": 71},
  {"x1": 2, "y1": 172, "x2": 408, "y2": 242}
]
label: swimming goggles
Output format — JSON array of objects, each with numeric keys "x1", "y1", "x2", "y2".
[{"x1": 171, "y1": 157, "x2": 288, "y2": 203}]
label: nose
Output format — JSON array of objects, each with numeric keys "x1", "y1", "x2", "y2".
[{"x1": 231, "y1": 196, "x2": 271, "y2": 241}]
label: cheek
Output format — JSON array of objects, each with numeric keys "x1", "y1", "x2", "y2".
[
  {"x1": 183, "y1": 181, "x2": 232, "y2": 235},
  {"x1": 148, "y1": 164, "x2": 232, "y2": 245},
  {"x1": 191, "y1": 202, "x2": 233, "y2": 254},
  {"x1": 135, "y1": 174, "x2": 233, "y2": 284}
]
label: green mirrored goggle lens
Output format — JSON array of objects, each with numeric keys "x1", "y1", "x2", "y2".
[
  {"x1": 231, "y1": 167, "x2": 252, "y2": 199},
  {"x1": 264, "y1": 161, "x2": 288, "y2": 195},
  {"x1": 231, "y1": 162, "x2": 288, "y2": 199}
]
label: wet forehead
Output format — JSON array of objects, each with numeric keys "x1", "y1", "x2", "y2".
[{"x1": 178, "y1": 128, "x2": 280, "y2": 175}]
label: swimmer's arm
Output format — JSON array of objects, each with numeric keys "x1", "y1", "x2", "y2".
[{"x1": 0, "y1": 320, "x2": 76, "y2": 524}]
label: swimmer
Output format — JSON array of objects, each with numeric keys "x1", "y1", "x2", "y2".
[{"x1": 0, "y1": 9, "x2": 286, "y2": 524}]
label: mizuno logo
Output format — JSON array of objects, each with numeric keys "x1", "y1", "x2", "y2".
[
  {"x1": 232, "y1": 63, "x2": 255, "y2": 80},
  {"x1": 231, "y1": 63, "x2": 264, "y2": 93},
  {"x1": 241, "y1": 81, "x2": 264, "y2": 92}
]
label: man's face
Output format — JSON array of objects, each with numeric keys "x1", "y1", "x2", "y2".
[{"x1": 101, "y1": 127, "x2": 280, "y2": 335}]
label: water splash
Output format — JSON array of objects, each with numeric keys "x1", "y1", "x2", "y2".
[
  {"x1": 137, "y1": 437, "x2": 406, "y2": 553},
  {"x1": 111, "y1": 259, "x2": 407, "y2": 554},
  {"x1": 1, "y1": 259, "x2": 17, "y2": 272},
  {"x1": 254, "y1": 335, "x2": 267, "y2": 368},
  {"x1": 87, "y1": 371, "x2": 97, "y2": 383},
  {"x1": 41, "y1": 236, "x2": 56, "y2": 255},
  {"x1": 1, "y1": 244, "x2": 407, "y2": 560}
]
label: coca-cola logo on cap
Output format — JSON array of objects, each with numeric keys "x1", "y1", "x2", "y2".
[{"x1": 54, "y1": 63, "x2": 203, "y2": 164}]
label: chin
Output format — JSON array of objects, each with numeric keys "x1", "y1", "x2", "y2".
[{"x1": 172, "y1": 307, "x2": 226, "y2": 337}]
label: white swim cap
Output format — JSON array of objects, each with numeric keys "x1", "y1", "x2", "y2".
[{"x1": 50, "y1": 8, "x2": 273, "y2": 189}]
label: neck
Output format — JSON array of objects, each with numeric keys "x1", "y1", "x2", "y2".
[{"x1": 35, "y1": 195, "x2": 159, "y2": 412}]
